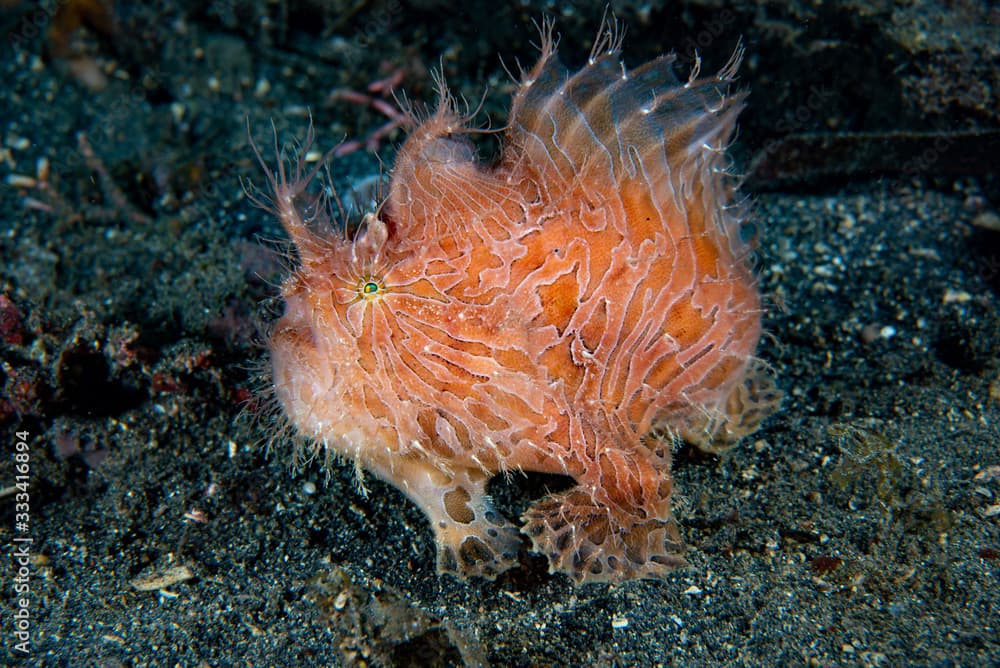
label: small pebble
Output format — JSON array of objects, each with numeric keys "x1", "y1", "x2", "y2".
[
  {"x1": 6, "y1": 136, "x2": 30, "y2": 150},
  {"x1": 942, "y1": 289, "x2": 972, "y2": 304},
  {"x1": 971, "y1": 210, "x2": 1000, "y2": 231},
  {"x1": 989, "y1": 378, "x2": 1000, "y2": 403}
]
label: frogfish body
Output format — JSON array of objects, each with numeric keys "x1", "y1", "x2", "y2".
[{"x1": 254, "y1": 20, "x2": 781, "y2": 583}]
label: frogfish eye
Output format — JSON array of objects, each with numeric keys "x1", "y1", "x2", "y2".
[{"x1": 362, "y1": 281, "x2": 380, "y2": 295}]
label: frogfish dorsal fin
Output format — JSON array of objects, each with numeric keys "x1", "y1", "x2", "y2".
[{"x1": 505, "y1": 20, "x2": 746, "y2": 201}]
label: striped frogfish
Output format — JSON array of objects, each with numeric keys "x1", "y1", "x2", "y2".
[{"x1": 253, "y1": 18, "x2": 781, "y2": 583}]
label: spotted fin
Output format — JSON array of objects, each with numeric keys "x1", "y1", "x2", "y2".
[{"x1": 680, "y1": 360, "x2": 783, "y2": 454}]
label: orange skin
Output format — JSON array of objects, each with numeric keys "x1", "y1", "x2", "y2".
[{"x1": 255, "y1": 20, "x2": 780, "y2": 583}]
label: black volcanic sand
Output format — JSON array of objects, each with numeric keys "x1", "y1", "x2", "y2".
[{"x1": 1, "y1": 1, "x2": 998, "y2": 666}]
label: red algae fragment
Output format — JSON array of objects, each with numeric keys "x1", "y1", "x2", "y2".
[{"x1": 252, "y1": 18, "x2": 781, "y2": 583}]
